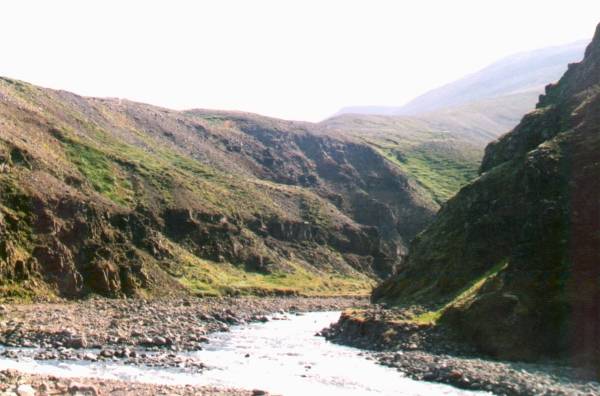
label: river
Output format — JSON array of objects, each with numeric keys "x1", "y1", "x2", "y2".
[{"x1": 0, "y1": 311, "x2": 488, "y2": 395}]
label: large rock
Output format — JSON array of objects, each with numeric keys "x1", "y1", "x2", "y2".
[{"x1": 32, "y1": 240, "x2": 83, "y2": 295}]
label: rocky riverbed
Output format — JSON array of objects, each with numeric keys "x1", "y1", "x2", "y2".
[
  {"x1": 322, "y1": 306, "x2": 600, "y2": 396},
  {"x1": 4, "y1": 297, "x2": 599, "y2": 395},
  {"x1": 0, "y1": 368, "x2": 265, "y2": 395},
  {"x1": 0, "y1": 296, "x2": 365, "y2": 395}
]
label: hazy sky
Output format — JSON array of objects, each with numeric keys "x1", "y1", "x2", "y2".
[{"x1": 2, "y1": 1, "x2": 600, "y2": 121}]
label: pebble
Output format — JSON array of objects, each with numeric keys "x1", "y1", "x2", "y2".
[
  {"x1": 16, "y1": 384, "x2": 35, "y2": 396},
  {"x1": 0, "y1": 369, "x2": 249, "y2": 395},
  {"x1": 69, "y1": 382, "x2": 99, "y2": 395}
]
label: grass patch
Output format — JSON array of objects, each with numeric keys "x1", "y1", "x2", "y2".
[
  {"x1": 379, "y1": 144, "x2": 478, "y2": 204},
  {"x1": 0, "y1": 280, "x2": 56, "y2": 303},
  {"x1": 61, "y1": 139, "x2": 134, "y2": 206},
  {"x1": 411, "y1": 260, "x2": 509, "y2": 325},
  {"x1": 0, "y1": 177, "x2": 35, "y2": 247},
  {"x1": 172, "y1": 252, "x2": 373, "y2": 297}
]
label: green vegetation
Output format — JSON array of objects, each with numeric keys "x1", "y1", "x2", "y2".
[
  {"x1": 320, "y1": 114, "x2": 483, "y2": 205},
  {"x1": 379, "y1": 144, "x2": 478, "y2": 204},
  {"x1": 0, "y1": 280, "x2": 56, "y2": 303},
  {"x1": 171, "y1": 252, "x2": 373, "y2": 297},
  {"x1": 62, "y1": 139, "x2": 134, "y2": 206},
  {"x1": 0, "y1": 77, "x2": 411, "y2": 298},
  {"x1": 411, "y1": 260, "x2": 508, "y2": 325},
  {"x1": 300, "y1": 196, "x2": 332, "y2": 227},
  {"x1": 0, "y1": 177, "x2": 34, "y2": 248}
]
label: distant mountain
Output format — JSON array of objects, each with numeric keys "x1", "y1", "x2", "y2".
[
  {"x1": 335, "y1": 40, "x2": 587, "y2": 117},
  {"x1": 333, "y1": 106, "x2": 399, "y2": 117},
  {"x1": 396, "y1": 40, "x2": 587, "y2": 115}
]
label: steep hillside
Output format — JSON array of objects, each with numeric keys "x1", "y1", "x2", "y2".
[
  {"x1": 321, "y1": 44, "x2": 586, "y2": 205},
  {"x1": 0, "y1": 77, "x2": 437, "y2": 300},
  {"x1": 319, "y1": 115, "x2": 481, "y2": 204},
  {"x1": 322, "y1": 93, "x2": 545, "y2": 205},
  {"x1": 326, "y1": 42, "x2": 587, "y2": 195},
  {"x1": 374, "y1": 25, "x2": 600, "y2": 370}
]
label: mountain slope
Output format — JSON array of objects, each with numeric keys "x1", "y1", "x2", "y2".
[
  {"x1": 0, "y1": 77, "x2": 439, "y2": 299},
  {"x1": 396, "y1": 40, "x2": 587, "y2": 115},
  {"x1": 335, "y1": 40, "x2": 587, "y2": 117},
  {"x1": 320, "y1": 92, "x2": 542, "y2": 205},
  {"x1": 318, "y1": 115, "x2": 482, "y2": 204},
  {"x1": 373, "y1": 25, "x2": 600, "y2": 369},
  {"x1": 321, "y1": 43, "x2": 587, "y2": 205}
]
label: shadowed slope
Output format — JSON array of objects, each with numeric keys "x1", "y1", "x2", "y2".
[{"x1": 373, "y1": 24, "x2": 600, "y2": 370}]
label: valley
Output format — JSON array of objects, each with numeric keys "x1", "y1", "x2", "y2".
[{"x1": 0, "y1": 13, "x2": 599, "y2": 396}]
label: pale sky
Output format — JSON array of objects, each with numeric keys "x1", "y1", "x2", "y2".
[{"x1": 2, "y1": 1, "x2": 600, "y2": 121}]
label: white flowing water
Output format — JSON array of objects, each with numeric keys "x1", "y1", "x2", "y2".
[{"x1": 0, "y1": 311, "x2": 488, "y2": 395}]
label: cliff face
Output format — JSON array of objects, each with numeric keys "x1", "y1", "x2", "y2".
[
  {"x1": 374, "y1": 23, "x2": 600, "y2": 368},
  {"x1": 0, "y1": 77, "x2": 436, "y2": 299}
]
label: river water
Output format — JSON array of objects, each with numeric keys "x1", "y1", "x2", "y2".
[{"x1": 0, "y1": 311, "x2": 487, "y2": 395}]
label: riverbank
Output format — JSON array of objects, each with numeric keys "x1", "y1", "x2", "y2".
[
  {"x1": 322, "y1": 307, "x2": 600, "y2": 396},
  {"x1": 0, "y1": 301, "x2": 481, "y2": 396},
  {"x1": 0, "y1": 368, "x2": 262, "y2": 395},
  {"x1": 0, "y1": 296, "x2": 366, "y2": 370}
]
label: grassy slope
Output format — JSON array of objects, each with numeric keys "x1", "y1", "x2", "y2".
[
  {"x1": 320, "y1": 90, "x2": 541, "y2": 205},
  {"x1": 0, "y1": 77, "x2": 378, "y2": 298},
  {"x1": 58, "y1": 132, "x2": 376, "y2": 296},
  {"x1": 411, "y1": 260, "x2": 508, "y2": 324},
  {"x1": 319, "y1": 114, "x2": 483, "y2": 205},
  {"x1": 0, "y1": 70, "x2": 521, "y2": 299}
]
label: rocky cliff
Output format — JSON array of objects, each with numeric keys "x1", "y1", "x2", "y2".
[{"x1": 373, "y1": 23, "x2": 600, "y2": 370}]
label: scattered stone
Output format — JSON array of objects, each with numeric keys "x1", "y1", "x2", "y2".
[
  {"x1": 16, "y1": 384, "x2": 35, "y2": 396},
  {"x1": 67, "y1": 335, "x2": 88, "y2": 349},
  {"x1": 83, "y1": 352, "x2": 97, "y2": 361},
  {"x1": 69, "y1": 382, "x2": 98, "y2": 395},
  {"x1": 0, "y1": 369, "x2": 249, "y2": 395}
]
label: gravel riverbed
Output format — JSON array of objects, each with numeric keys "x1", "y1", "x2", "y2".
[
  {"x1": 0, "y1": 296, "x2": 366, "y2": 395},
  {"x1": 0, "y1": 296, "x2": 366, "y2": 356},
  {"x1": 322, "y1": 307, "x2": 600, "y2": 396},
  {"x1": 3, "y1": 297, "x2": 599, "y2": 395},
  {"x1": 0, "y1": 368, "x2": 262, "y2": 395}
]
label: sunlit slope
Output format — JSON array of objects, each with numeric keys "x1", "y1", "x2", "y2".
[{"x1": 0, "y1": 77, "x2": 438, "y2": 299}]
